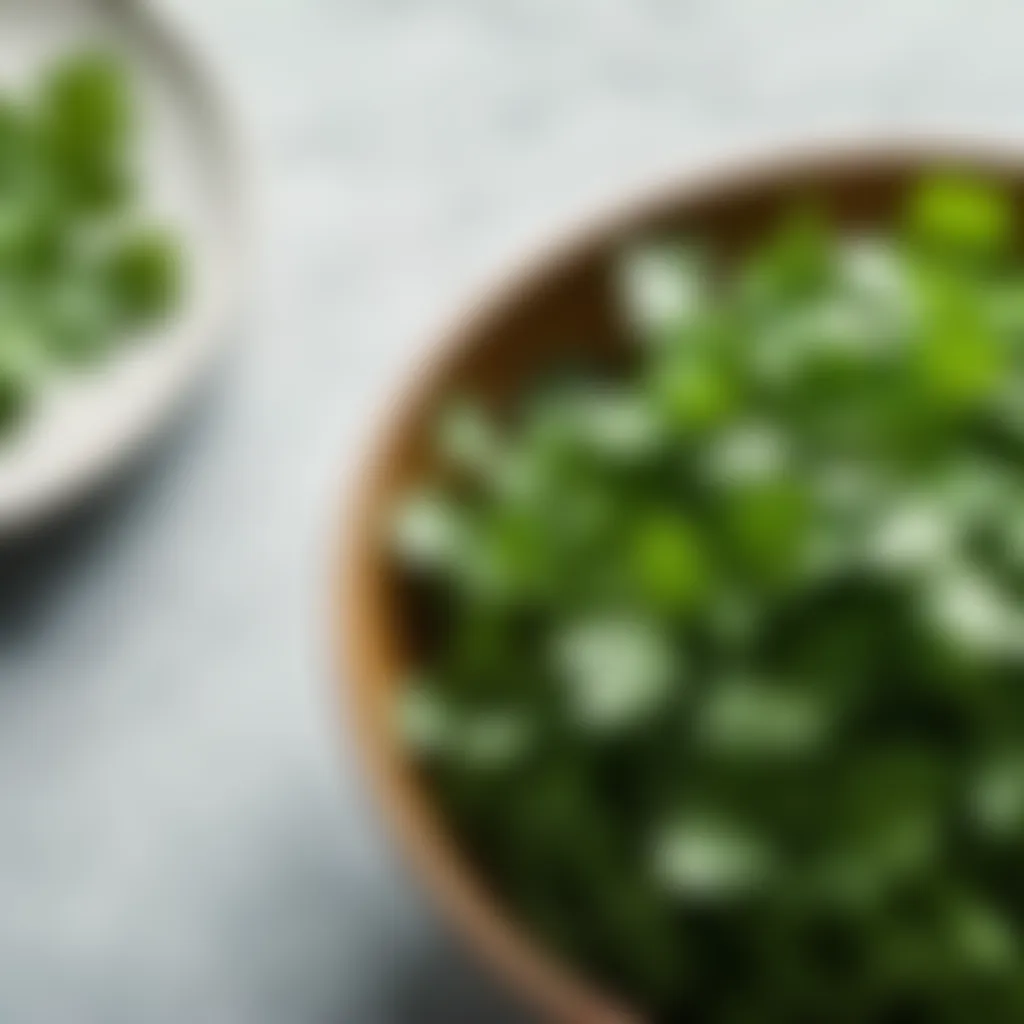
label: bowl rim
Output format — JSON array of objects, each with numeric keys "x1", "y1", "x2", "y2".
[{"x1": 335, "y1": 135, "x2": 1024, "y2": 1024}]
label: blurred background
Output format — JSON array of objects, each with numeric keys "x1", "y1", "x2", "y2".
[{"x1": 4, "y1": 1, "x2": 1024, "y2": 1021}]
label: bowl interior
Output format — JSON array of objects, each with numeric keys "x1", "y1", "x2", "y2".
[{"x1": 343, "y1": 146, "x2": 1024, "y2": 1024}]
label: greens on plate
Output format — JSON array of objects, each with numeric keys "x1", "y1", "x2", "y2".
[{"x1": 0, "y1": 50, "x2": 181, "y2": 438}]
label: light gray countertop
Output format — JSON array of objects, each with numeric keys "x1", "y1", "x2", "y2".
[{"x1": 3, "y1": 1, "x2": 1024, "y2": 1021}]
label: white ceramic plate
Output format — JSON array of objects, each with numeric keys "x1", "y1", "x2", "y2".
[{"x1": 0, "y1": 0, "x2": 246, "y2": 533}]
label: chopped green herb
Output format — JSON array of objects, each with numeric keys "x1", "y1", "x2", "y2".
[
  {"x1": 107, "y1": 228, "x2": 182, "y2": 323},
  {"x1": 552, "y1": 615, "x2": 677, "y2": 734},
  {"x1": 393, "y1": 177, "x2": 1024, "y2": 1021},
  {"x1": 0, "y1": 51, "x2": 183, "y2": 440}
]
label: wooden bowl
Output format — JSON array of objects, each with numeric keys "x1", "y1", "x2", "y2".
[{"x1": 337, "y1": 141, "x2": 1024, "y2": 1024}]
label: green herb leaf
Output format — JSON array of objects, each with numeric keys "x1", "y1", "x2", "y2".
[
  {"x1": 553, "y1": 615, "x2": 677, "y2": 733},
  {"x1": 652, "y1": 813, "x2": 772, "y2": 899},
  {"x1": 107, "y1": 228, "x2": 182, "y2": 323},
  {"x1": 909, "y1": 174, "x2": 1013, "y2": 257}
]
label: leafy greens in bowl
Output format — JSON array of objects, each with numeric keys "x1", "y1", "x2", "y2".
[{"x1": 387, "y1": 173, "x2": 1024, "y2": 1023}]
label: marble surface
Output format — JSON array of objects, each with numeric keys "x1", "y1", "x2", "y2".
[{"x1": 4, "y1": 1, "x2": 1024, "y2": 1021}]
